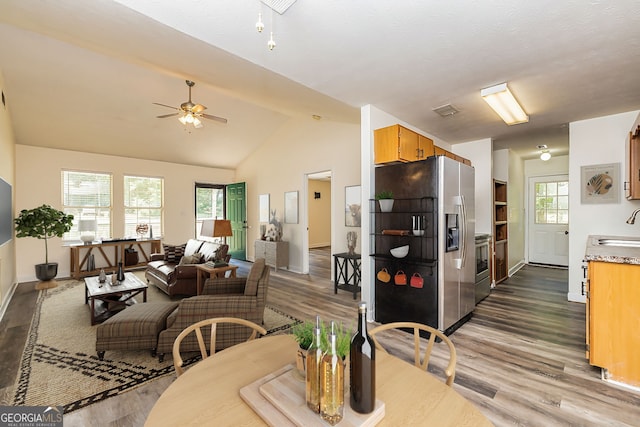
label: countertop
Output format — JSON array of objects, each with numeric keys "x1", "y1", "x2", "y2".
[{"x1": 584, "y1": 235, "x2": 640, "y2": 264}]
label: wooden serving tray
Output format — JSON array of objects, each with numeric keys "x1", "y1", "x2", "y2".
[{"x1": 240, "y1": 364, "x2": 384, "y2": 427}]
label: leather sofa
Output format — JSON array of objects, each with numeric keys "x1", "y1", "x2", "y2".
[{"x1": 145, "y1": 238, "x2": 229, "y2": 297}]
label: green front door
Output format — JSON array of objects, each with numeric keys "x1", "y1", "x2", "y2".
[{"x1": 226, "y1": 182, "x2": 247, "y2": 260}]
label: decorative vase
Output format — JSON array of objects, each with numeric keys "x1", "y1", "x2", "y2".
[
  {"x1": 347, "y1": 231, "x2": 357, "y2": 255},
  {"x1": 99, "y1": 268, "x2": 107, "y2": 283},
  {"x1": 378, "y1": 199, "x2": 394, "y2": 212}
]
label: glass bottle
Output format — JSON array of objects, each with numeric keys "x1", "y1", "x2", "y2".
[
  {"x1": 98, "y1": 268, "x2": 107, "y2": 283},
  {"x1": 350, "y1": 302, "x2": 376, "y2": 413},
  {"x1": 306, "y1": 316, "x2": 323, "y2": 413},
  {"x1": 320, "y1": 321, "x2": 344, "y2": 425},
  {"x1": 116, "y1": 261, "x2": 125, "y2": 282}
]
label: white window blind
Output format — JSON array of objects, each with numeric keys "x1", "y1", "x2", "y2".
[
  {"x1": 62, "y1": 170, "x2": 112, "y2": 240},
  {"x1": 124, "y1": 175, "x2": 163, "y2": 238}
]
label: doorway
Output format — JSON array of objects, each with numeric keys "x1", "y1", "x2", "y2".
[
  {"x1": 528, "y1": 175, "x2": 569, "y2": 266},
  {"x1": 306, "y1": 171, "x2": 332, "y2": 276}
]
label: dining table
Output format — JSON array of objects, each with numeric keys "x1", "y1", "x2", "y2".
[{"x1": 145, "y1": 334, "x2": 492, "y2": 426}]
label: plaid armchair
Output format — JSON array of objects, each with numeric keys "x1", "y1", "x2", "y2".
[{"x1": 156, "y1": 258, "x2": 269, "y2": 361}]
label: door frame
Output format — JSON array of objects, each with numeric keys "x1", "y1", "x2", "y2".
[
  {"x1": 525, "y1": 173, "x2": 569, "y2": 266},
  {"x1": 303, "y1": 170, "x2": 333, "y2": 275}
]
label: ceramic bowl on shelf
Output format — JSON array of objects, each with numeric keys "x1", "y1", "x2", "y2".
[{"x1": 390, "y1": 245, "x2": 409, "y2": 258}]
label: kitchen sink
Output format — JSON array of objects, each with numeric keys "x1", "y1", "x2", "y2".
[{"x1": 596, "y1": 238, "x2": 640, "y2": 248}]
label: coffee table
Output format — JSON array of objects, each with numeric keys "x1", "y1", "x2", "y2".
[
  {"x1": 195, "y1": 263, "x2": 239, "y2": 295},
  {"x1": 84, "y1": 272, "x2": 148, "y2": 325}
]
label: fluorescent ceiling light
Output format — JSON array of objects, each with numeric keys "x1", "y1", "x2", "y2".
[{"x1": 481, "y1": 83, "x2": 529, "y2": 125}]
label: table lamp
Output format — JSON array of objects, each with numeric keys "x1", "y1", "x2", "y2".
[
  {"x1": 78, "y1": 219, "x2": 97, "y2": 244},
  {"x1": 200, "y1": 219, "x2": 233, "y2": 243}
]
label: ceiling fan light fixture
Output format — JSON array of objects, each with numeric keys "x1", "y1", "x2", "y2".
[
  {"x1": 481, "y1": 82, "x2": 529, "y2": 125},
  {"x1": 193, "y1": 117, "x2": 203, "y2": 128},
  {"x1": 268, "y1": 32, "x2": 276, "y2": 50},
  {"x1": 256, "y1": 13, "x2": 264, "y2": 32},
  {"x1": 178, "y1": 115, "x2": 187, "y2": 125}
]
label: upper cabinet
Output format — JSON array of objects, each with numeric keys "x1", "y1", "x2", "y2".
[
  {"x1": 374, "y1": 124, "x2": 470, "y2": 166},
  {"x1": 626, "y1": 125, "x2": 640, "y2": 200}
]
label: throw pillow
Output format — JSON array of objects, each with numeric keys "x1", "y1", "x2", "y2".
[
  {"x1": 178, "y1": 253, "x2": 205, "y2": 265},
  {"x1": 163, "y1": 243, "x2": 186, "y2": 263}
]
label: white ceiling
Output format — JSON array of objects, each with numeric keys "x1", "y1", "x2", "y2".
[{"x1": 1, "y1": 1, "x2": 639, "y2": 167}]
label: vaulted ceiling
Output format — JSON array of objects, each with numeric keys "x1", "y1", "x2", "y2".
[{"x1": 1, "y1": 1, "x2": 639, "y2": 168}]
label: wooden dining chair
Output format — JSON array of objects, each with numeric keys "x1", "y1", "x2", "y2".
[
  {"x1": 369, "y1": 321, "x2": 457, "y2": 386},
  {"x1": 172, "y1": 317, "x2": 267, "y2": 376}
]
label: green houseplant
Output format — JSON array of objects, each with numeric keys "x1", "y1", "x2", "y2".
[
  {"x1": 292, "y1": 318, "x2": 352, "y2": 376},
  {"x1": 14, "y1": 204, "x2": 74, "y2": 281},
  {"x1": 375, "y1": 190, "x2": 394, "y2": 212}
]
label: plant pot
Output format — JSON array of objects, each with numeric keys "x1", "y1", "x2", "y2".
[
  {"x1": 294, "y1": 347, "x2": 307, "y2": 381},
  {"x1": 35, "y1": 263, "x2": 58, "y2": 281},
  {"x1": 378, "y1": 199, "x2": 394, "y2": 212}
]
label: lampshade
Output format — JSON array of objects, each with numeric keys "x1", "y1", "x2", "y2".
[
  {"x1": 200, "y1": 219, "x2": 233, "y2": 238},
  {"x1": 78, "y1": 219, "x2": 97, "y2": 232},
  {"x1": 481, "y1": 83, "x2": 529, "y2": 125}
]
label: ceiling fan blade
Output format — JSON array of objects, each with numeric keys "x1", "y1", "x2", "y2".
[
  {"x1": 191, "y1": 104, "x2": 207, "y2": 114},
  {"x1": 157, "y1": 112, "x2": 180, "y2": 119},
  {"x1": 201, "y1": 113, "x2": 228, "y2": 124},
  {"x1": 153, "y1": 102, "x2": 179, "y2": 110}
]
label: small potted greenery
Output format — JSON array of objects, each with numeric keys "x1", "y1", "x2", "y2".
[
  {"x1": 375, "y1": 190, "x2": 394, "y2": 212},
  {"x1": 291, "y1": 318, "x2": 352, "y2": 377},
  {"x1": 14, "y1": 204, "x2": 74, "y2": 282}
]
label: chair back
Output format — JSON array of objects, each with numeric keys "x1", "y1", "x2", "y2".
[
  {"x1": 368, "y1": 321, "x2": 457, "y2": 386},
  {"x1": 172, "y1": 317, "x2": 267, "y2": 376}
]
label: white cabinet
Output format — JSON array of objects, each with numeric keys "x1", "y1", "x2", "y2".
[{"x1": 255, "y1": 240, "x2": 289, "y2": 271}]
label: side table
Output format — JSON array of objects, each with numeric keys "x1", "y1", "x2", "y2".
[
  {"x1": 333, "y1": 252, "x2": 361, "y2": 300},
  {"x1": 195, "y1": 263, "x2": 239, "y2": 295}
]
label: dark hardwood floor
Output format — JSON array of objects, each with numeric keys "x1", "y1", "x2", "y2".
[{"x1": 2, "y1": 248, "x2": 639, "y2": 426}]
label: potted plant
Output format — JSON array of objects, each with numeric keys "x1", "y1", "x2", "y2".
[
  {"x1": 375, "y1": 190, "x2": 394, "y2": 212},
  {"x1": 291, "y1": 318, "x2": 352, "y2": 377},
  {"x1": 14, "y1": 204, "x2": 74, "y2": 282}
]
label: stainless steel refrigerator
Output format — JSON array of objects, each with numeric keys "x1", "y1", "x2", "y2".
[{"x1": 373, "y1": 156, "x2": 475, "y2": 334}]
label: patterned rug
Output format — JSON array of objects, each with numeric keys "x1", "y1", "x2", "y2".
[{"x1": 11, "y1": 273, "x2": 300, "y2": 413}]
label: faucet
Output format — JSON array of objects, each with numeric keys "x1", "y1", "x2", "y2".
[{"x1": 626, "y1": 208, "x2": 640, "y2": 224}]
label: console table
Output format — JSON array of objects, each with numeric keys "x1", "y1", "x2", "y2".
[
  {"x1": 255, "y1": 240, "x2": 289, "y2": 271},
  {"x1": 69, "y1": 239, "x2": 161, "y2": 279},
  {"x1": 333, "y1": 252, "x2": 361, "y2": 299}
]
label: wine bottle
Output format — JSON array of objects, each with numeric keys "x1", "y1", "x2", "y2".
[
  {"x1": 117, "y1": 262, "x2": 125, "y2": 282},
  {"x1": 305, "y1": 316, "x2": 323, "y2": 413},
  {"x1": 350, "y1": 302, "x2": 376, "y2": 413},
  {"x1": 320, "y1": 321, "x2": 344, "y2": 425}
]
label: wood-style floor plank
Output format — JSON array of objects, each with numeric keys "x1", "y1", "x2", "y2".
[{"x1": 3, "y1": 248, "x2": 640, "y2": 426}]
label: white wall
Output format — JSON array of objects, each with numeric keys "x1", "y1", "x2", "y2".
[
  {"x1": 568, "y1": 110, "x2": 640, "y2": 302},
  {"x1": 508, "y1": 150, "x2": 525, "y2": 272},
  {"x1": 0, "y1": 70, "x2": 16, "y2": 313},
  {"x1": 235, "y1": 116, "x2": 360, "y2": 274},
  {"x1": 15, "y1": 145, "x2": 235, "y2": 282},
  {"x1": 452, "y1": 138, "x2": 493, "y2": 234}
]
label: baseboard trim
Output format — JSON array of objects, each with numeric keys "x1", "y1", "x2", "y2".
[
  {"x1": 509, "y1": 260, "x2": 526, "y2": 277},
  {"x1": 0, "y1": 280, "x2": 18, "y2": 324},
  {"x1": 568, "y1": 292, "x2": 586, "y2": 303}
]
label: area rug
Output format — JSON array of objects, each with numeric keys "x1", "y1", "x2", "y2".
[{"x1": 11, "y1": 273, "x2": 300, "y2": 413}]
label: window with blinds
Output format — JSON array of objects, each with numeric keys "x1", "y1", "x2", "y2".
[
  {"x1": 124, "y1": 175, "x2": 163, "y2": 238},
  {"x1": 62, "y1": 170, "x2": 112, "y2": 240}
]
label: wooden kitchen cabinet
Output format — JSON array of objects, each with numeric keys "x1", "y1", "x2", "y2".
[
  {"x1": 374, "y1": 124, "x2": 432, "y2": 164},
  {"x1": 626, "y1": 125, "x2": 640, "y2": 200},
  {"x1": 254, "y1": 240, "x2": 289, "y2": 271},
  {"x1": 587, "y1": 260, "x2": 640, "y2": 387}
]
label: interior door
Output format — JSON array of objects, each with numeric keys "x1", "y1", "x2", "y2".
[
  {"x1": 226, "y1": 182, "x2": 247, "y2": 260},
  {"x1": 528, "y1": 175, "x2": 569, "y2": 266}
]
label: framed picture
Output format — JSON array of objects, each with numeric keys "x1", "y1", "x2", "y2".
[
  {"x1": 581, "y1": 163, "x2": 620, "y2": 204},
  {"x1": 259, "y1": 194, "x2": 270, "y2": 222},
  {"x1": 284, "y1": 191, "x2": 298, "y2": 224},
  {"x1": 345, "y1": 185, "x2": 361, "y2": 227}
]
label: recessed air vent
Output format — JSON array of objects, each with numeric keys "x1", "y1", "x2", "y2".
[
  {"x1": 537, "y1": 144, "x2": 548, "y2": 149},
  {"x1": 432, "y1": 104, "x2": 459, "y2": 117},
  {"x1": 261, "y1": 0, "x2": 297, "y2": 14}
]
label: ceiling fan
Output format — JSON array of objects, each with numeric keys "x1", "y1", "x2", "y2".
[{"x1": 154, "y1": 80, "x2": 227, "y2": 128}]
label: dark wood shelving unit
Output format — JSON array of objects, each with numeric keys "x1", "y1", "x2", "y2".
[{"x1": 493, "y1": 180, "x2": 508, "y2": 284}]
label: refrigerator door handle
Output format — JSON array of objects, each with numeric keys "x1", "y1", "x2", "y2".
[{"x1": 456, "y1": 196, "x2": 467, "y2": 270}]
